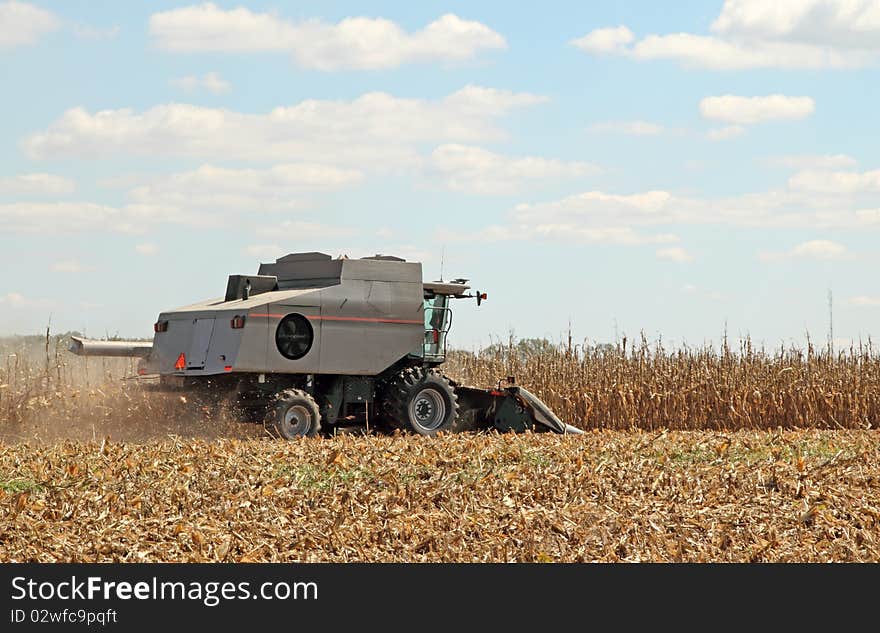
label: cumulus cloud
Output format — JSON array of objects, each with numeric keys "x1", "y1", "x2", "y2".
[
  {"x1": 22, "y1": 86, "x2": 547, "y2": 168},
  {"x1": 762, "y1": 154, "x2": 858, "y2": 170},
  {"x1": 570, "y1": 25, "x2": 634, "y2": 54},
  {"x1": 428, "y1": 145, "x2": 599, "y2": 194},
  {"x1": 254, "y1": 221, "x2": 354, "y2": 245},
  {"x1": 790, "y1": 240, "x2": 849, "y2": 259},
  {"x1": 0, "y1": 202, "x2": 119, "y2": 233},
  {"x1": 586, "y1": 120, "x2": 665, "y2": 136},
  {"x1": 170, "y1": 72, "x2": 231, "y2": 94},
  {"x1": 243, "y1": 244, "x2": 283, "y2": 260},
  {"x1": 0, "y1": 163, "x2": 367, "y2": 234},
  {"x1": 707, "y1": 125, "x2": 746, "y2": 141},
  {"x1": 700, "y1": 95, "x2": 815, "y2": 124},
  {"x1": 457, "y1": 177, "x2": 880, "y2": 250},
  {"x1": 711, "y1": 0, "x2": 880, "y2": 50},
  {"x1": 571, "y1": 1, "x2": 880, "y2": 70},
  {"x1": 788, "y1": 168, "x2": 880, "y2": 194},
  {"x1": 759, "y1": 239, "x2": 851, "y2": 261},
  {"x1": 51, "y1": 260, "x2": 93, "y2": 273},
  {"x1": 135, "y1": 243, "x2": 158, "y2": 256},
  {"x1": 128, "y1": 163, "x2": 363, "y2": 212},
  {"x1": 656, "y1": 247, "x2": 694, "y2": 263},
  {"x1": 849, "y1": 295, "x2": 880, "y2": 306},
  {"x1": 149, "y1": 5, "x2": 506, "y2": 70},
  {"x1": 0, "y1": 1, "x2": 59, "y2": 48},
  {"x1": 0, "y1": 173, "x2": 75, "y2": 196},
  {"x1": 441, "y1": 191, "x2": 682, "y2": 246}
]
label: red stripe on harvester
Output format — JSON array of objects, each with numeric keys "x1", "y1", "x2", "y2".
[
  {"x1": 313, "y1": 315, "x2": 423, "y2": 324},
  {"x1": 250, "y1": 313, "x2": 421, "y2": 325}
]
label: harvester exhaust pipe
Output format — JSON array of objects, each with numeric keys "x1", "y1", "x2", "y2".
[{"x1": 68, "y1": 336, "x2": 153, "y2": 358}]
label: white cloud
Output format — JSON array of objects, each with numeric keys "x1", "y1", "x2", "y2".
[
  {"x1": 23, "y1": 86, "x2": 547, "y2": 168},
  {"x1": 0, "y1": 1, "x2": 59, "y2": 48},
  {"x1": 0, "y1": 173, "x2": 75, "y2": 195},
  {"x1": 446, "y1": 223, "x2": 679, "y2": 246},
  {"x1": 656, "y1": 247, "x2": 694, "y2": 263},
  {"x1": 243, "y1": 244, "x2": 283, "y2": 260},
  {"x1": 513, "y1": 190, "x2": 675, "y2": 224},
  {"x1": 128, "y1": 163, "x2": 362, "y2": 212},
  {"x1": 447, "y1": 190, "x2": 682, "y2": 245},
  {"x1": 788, "y1": 168, "x2": 880, "y2": 194},
  {"x1": 760, "y1": 239, "x2": 851, "y2": 261},
  {"x1": 707, "y1": 125, "x2": 745, "y2": 141},
  {"x1": 700, "y1": 95, "x2": 815, "y2": 125},
  {"x1": 0, "y1": 292, "x2": 27, "y2": 307},
  {"x1": 149, "y1": 5, "x2": 506, "y2": 70},
  {"x1": 465, "y1": 181, "x2": 880, "y2": 250},
  {"x1": 428, "y1": 144, "x2": 599, "y2": 194},
  {"x1": 586, "y1": 120, "x2": 665, "y2": 136},
  {"x1": 763, "y1": 154, "x2": 858, "y2": 170},
  {"x1": 632, "y1": 33, "x2": 864, "y2": 69},
  {"x1": 570, "y1": 25, "x2": 634, "y2": 54},
  {"x1": 850, "y1": 295, "x2": 880, "y2": 306},
  {"x1": 171, "y1": 72, "x2": 231, "y2": 94},
  {"x1": 255, "y1": 220, "x2": 354, "y2": 240},
  {"x1": 0, "y1": 202, "x2": 119, "y2": 232},
  {"x1": 791, "y1": 239, "x2": 849, "y2": 259},
  {"x1": 51, "y1": 260, "x2": 92, "y2": 273},
  {"x1": 135, "y1": 243, "x2": 158, "y2": 256},
  {"x1": 572, "y1": 28, "x2": 868, "y2": 69},
  {"x1": 572, "y1": 1, "x2": 880, "y2": 70},
  {"x1": 0, "y1": 163, "x2": 366, "y2": 234},
  {"x1": 711, "y1": 0, "x2": 880, "y2": 50}
]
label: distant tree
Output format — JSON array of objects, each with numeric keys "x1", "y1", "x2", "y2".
[{"x1": 481, "y1": 337, "x2": 558, "y2": 359}]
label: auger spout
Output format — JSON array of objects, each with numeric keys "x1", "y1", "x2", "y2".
[{"x1": 68, "y1": 336, "x2": 153, "y2": 358}]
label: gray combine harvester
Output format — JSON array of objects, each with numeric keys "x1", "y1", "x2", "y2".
[{"x1": 70, "y1": 252, "x2": 581, "y2": 438}]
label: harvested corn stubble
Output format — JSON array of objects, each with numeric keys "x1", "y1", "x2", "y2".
[{"x1": 1, "y1": 430, "x2": 878, "y2": 562}]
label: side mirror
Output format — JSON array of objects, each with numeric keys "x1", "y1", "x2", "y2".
[{"x1": 476, "y1": 291, "x2": 487, "y2": 306}]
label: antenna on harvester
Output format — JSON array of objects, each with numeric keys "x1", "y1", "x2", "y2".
[
  {"x1": 828, "y1": 288, "x2": 833, "y2": 355},
  {"x1": 440, "y1": 246, "x2": 445, "y2": 282}
]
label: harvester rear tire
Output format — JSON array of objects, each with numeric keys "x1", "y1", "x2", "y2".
[
  {"x1": 269, "y1": 389, "x2": 322, "y2": 439},
  {"x1": 382, "y1": 368, "x2": 460, "y2": 436}
]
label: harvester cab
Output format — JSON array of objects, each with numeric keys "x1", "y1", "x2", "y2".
[
  {"x1": 69, "y1": 252, "x2": 582, "y2": 439},
  {"x1": 420, "y1": 278, "x2": 483, "y2": 363}
]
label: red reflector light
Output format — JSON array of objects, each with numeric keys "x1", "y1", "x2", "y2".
[
  {"x1": 137, "y1": 368, "x2": 146, "y2": 376},
  {"x1": 224, "y1": 365, "x2": 233, "y2": 372},
  {"x1": 432, "y1": 329, "x2": 439, "y2": 344},
  {"x1": 480, "y1": 293, "x2": 487, "y2": 300},
  {"x1": 230, "y1": 315, "x2": 246, "y2": 329},
  {"x1": 154, "y1": 320, "x2": 169, "y2": 333},
  {"x1": 174, "y1": 353, "x2": 186, "y2": 370}
]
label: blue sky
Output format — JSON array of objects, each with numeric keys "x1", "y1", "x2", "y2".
[{"x1": 1, "y1": 1, "x2": 879, "y2": 350}]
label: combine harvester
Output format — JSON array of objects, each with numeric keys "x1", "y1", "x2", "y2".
[{"x1": 70, "y1": 252, "x2": 581, "y2": 438}]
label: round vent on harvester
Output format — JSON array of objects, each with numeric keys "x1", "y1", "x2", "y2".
[{"x1": 275, "y1": 313, "x2": 313, "y2": 360}]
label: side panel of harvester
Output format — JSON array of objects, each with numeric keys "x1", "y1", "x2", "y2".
[{"x1": 316, "y1": 261, "x2": 424, "y2": 375}]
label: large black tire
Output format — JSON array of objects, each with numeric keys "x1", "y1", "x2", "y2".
[
  {"x1": 268, "y1": 389, "x2": 322, "y2": 439},
  {"x1": 382, "y1": 367, "x2": 460, "y2": 436}
]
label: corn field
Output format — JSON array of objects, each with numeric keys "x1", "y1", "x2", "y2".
[
  {"x1": 446, "y1": 335, "x2": 880, "y2": 430},
  {"x1": 2, "y1": 334, "x2": 880, "y2": 562},
  {"x1": 3, "y1": 334, "x2": 880, "y2": 438}
]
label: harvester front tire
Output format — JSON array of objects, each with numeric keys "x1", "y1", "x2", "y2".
[
  {"x1": 269, "y1": 389, "x2": 322, "y2": 439},
  {"x1": 383, "y1": 368, "x2": 460, "y2": 436}
]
